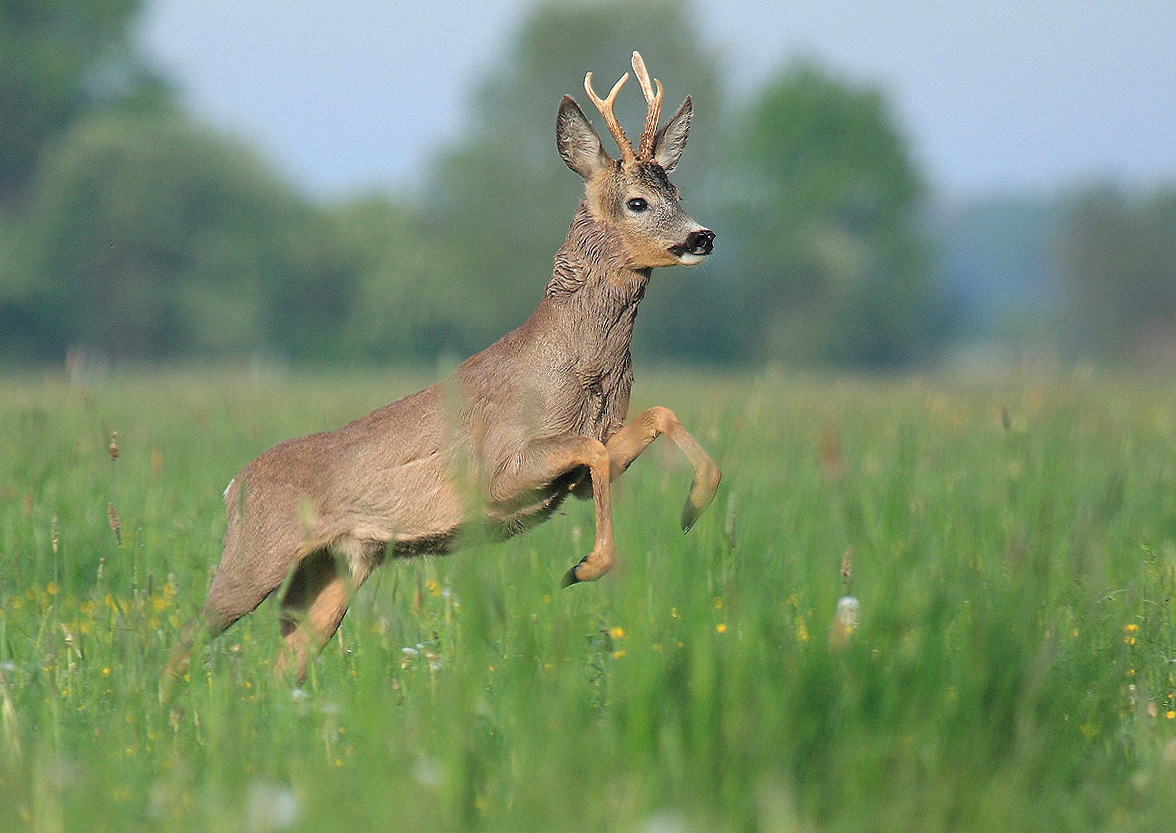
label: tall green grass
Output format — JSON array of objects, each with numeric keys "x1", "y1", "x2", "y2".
[{"x1": 1, "y1": 368, "x2": 1174, "y2": 831}]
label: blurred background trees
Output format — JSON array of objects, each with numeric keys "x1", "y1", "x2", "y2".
[
  {"x1": 716, "y1": 63, "x2": 936, "y2": 367},
  {"x1": 9, "y1": 110, "x2": 351, "y2": 360},
  {"x1": 2, "y1": 0, "x2": 1173, "y2": 370},
  {"x1": 0, "y1": 0, "x2": 167, "y2": 204},
  {"x1": 1055, "y1": 185, "x2": 1176, "y2": 363}
]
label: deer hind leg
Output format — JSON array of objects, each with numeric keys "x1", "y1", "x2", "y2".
[
  {"x1": 604, "y1": 405, "x2": 721, "y2": 532},
  {"x1": 491, "y1": 435, "x2": 615, "y2": 586},
  {"x1": 277, "y1": 541, "x2": 375, "y2": 685}
]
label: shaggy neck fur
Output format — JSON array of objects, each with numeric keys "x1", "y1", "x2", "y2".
[
  {"x1": 546, "y1": 202, "x2": 649, "y2": 299},
  {"x1": 540, "y1": 203, "x2": 649, "y2": 371}
]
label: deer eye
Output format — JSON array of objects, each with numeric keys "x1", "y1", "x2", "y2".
[{"x1": 626, "y1": 197, "x2": 649, "y2": 213}]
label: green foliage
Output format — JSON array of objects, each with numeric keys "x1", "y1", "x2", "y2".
[
  {"x1": 7, "y1": 110, "x2": 359, "y2": 362},
  {"x1": 1055, "y1": 184, "x2": 1176, "y2": 362},
  {"x1": 0, "y1": 0, "x2": 164, "y2": 204},
  {"x1": 719, "y1": 62, "x2": 935, "y2": 367},
  {"x1": 2, "y1": 369, "x2": 1176, "y2": 830},
  {"x1": 329, "y1": 194, "x2": 465, "y2": 362}
]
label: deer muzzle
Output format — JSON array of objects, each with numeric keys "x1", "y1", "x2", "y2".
[{"x1": 670, "y1": 229, "x2": 715, "y2": 263}]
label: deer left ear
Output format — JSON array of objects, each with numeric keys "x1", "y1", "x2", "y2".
[{"x1": 652, "y1": 96, "x2": 692, "y2": 172}]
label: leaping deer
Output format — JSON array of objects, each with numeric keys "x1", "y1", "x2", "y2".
[{"x1": 164, "y1": 51, "x2": 720, "y2": 690}]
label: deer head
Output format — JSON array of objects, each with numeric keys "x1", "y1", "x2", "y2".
[{"x1": 556, "y1": 51, "x2": 715, "y2": 269}]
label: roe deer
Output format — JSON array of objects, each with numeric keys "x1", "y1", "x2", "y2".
[{"x1": 164, "y1": 51, "x2": 720, "y2": 691}]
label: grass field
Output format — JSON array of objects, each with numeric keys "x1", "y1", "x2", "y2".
[{"x1": 1, "y1": 367, "x2": 1175, "y2": 832}]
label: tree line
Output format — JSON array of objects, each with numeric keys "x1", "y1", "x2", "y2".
[{"x1": 1, "y1": 1, "x2": 1172, "y2": 369}]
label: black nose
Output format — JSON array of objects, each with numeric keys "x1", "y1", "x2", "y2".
[{"x1": 685, "y1": 229, "x2": 715, "y2": 256}]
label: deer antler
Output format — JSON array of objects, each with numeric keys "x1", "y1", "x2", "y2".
[
  {"x1": 584, "y1": 53, "x2": 668, "y2": 164},
  {"x1": 631, "y1": 51, "x2": 664, "y2": 160},
  {"x1": 584, "y1": 70, "x2": 635, "y2": 163}
]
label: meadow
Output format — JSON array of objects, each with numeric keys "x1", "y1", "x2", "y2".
[{"x1": 1, "y1": 367, "x2": 1175, "y2": 832}]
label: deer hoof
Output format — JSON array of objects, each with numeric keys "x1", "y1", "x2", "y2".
[{"x1": 563, "y1": 552, "x2": 593, "y2": 587}]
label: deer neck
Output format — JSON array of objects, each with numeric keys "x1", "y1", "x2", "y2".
[
  {"x1": 543, "y1": 203, "x2": 649, "y2": 345},
  {"x1": 516, "y1": 203, "x2": 645, "y2": 436}
]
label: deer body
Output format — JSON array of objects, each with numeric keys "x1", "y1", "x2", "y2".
[{"x1": 165, "y1": 53, "x2": 720, "y2": 689}]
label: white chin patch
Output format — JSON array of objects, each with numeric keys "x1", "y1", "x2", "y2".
[{"x1": 675, "y1": 252, "x2": 707, "y2": 266}]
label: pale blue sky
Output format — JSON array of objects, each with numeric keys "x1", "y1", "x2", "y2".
[{"x1": 140, "y1": 0, "x2": 1176, "y2": 201}]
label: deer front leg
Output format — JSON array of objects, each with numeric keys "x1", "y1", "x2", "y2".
[
  {"x1": 491, "y1": 435, "x2": 616, "y2": 586},
  {"x1": 604, "y1": 406, "x2": 721, "y2": 532}
]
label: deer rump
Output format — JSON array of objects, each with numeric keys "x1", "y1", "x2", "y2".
[{"x1": 163, "y1": 52, "x2": 720, "y2": 691}]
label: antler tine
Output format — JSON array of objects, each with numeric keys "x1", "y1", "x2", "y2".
[
  {"x1": 631, "y1": 51, "x2": 664, "y2": 160},
  {"x1": 584, "y1": 70, "x2": 635, "y2": 163}
]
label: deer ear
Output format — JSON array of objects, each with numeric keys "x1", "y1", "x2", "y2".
[
  {"x1": 652, "y1": 96, "x2": 692, "y2": 172},
  {"x1": 557, "y1": 96, "x2": 612, "y2": 180}
]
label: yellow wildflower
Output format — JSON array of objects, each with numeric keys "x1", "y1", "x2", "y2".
[
  {"x1": 796, "y1": 617, "x2": 810, "y2": 643},
  {"x1": 1123, "y1": 623, "x2": 1139, "y2": 645}
]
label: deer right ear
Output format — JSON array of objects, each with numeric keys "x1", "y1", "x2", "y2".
[{"x1": 557, "y1": 96, "x2": 612, "y2": 180}]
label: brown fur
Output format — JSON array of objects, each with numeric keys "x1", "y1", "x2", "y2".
[{"x1": 162, "y1": 53, "x2": 720, "y2": 693}]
